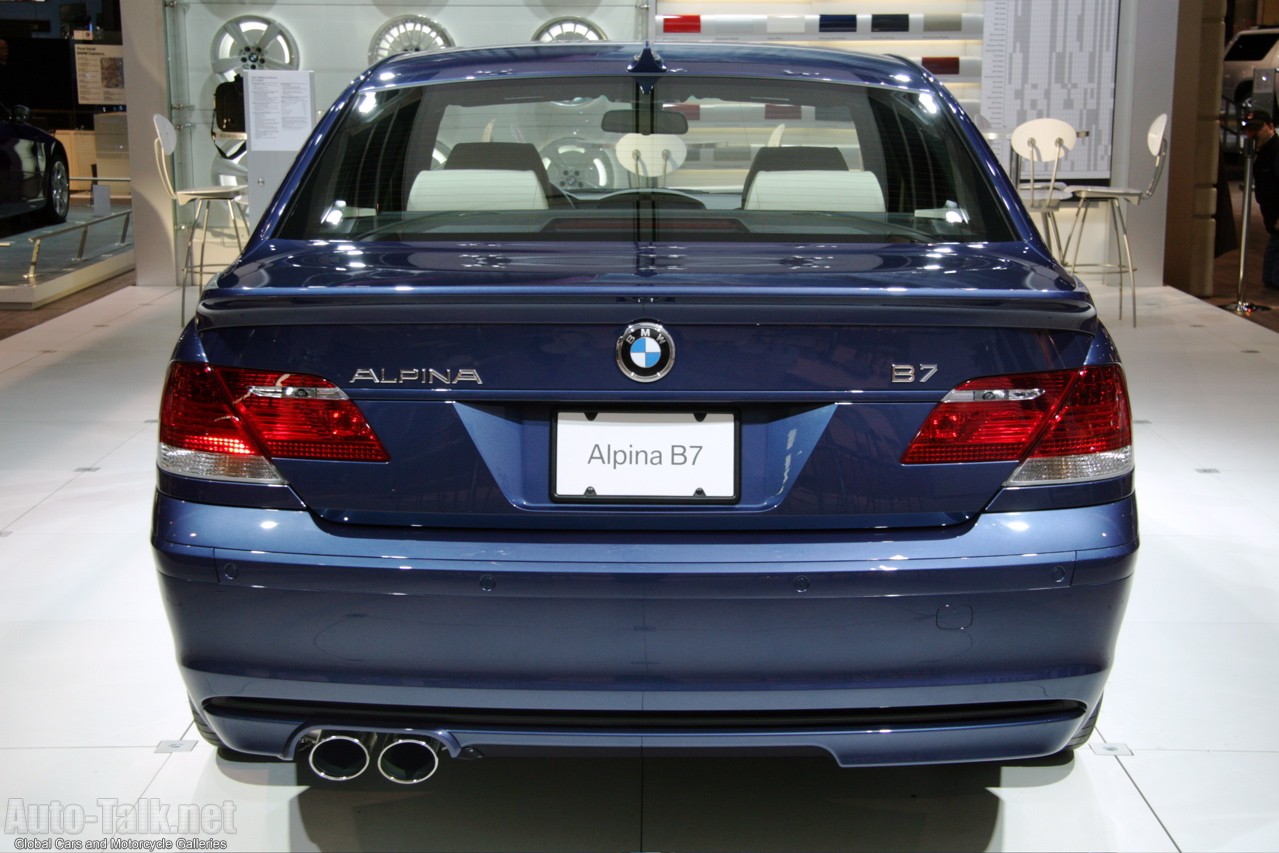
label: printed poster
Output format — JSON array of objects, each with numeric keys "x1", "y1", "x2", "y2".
[{"x1": 74, "y1": 44, "x2": 125, "y2": 105}]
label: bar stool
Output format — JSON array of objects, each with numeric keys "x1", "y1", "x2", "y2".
[
  {"x1": 152, "y1": 114, "x2": 249, "y2": 320},
  {"x1": 1063, "y1": 113, "x2": 1169, "y2": 327},
  {"x1": 1009, "y1": 118, "x2": 1079, "y2": 259}
]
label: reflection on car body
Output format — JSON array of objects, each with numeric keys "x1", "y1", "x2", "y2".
[{"x1": 152, "y1": 42, "x2": 1137, "y2": 782}]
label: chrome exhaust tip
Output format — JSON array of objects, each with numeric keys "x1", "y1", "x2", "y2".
[
  {"x1": 376, "y1": 738, "x2": 440, "y2": 785},
  {"x1": 307, "y1": 733, "x2": 372, "y2": 781}
]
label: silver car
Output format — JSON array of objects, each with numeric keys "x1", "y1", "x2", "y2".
[{"x1": 1223, "y1": 27, "x2": 1279, "y2": 108}]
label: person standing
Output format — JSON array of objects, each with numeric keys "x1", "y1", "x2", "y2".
[{"x1": 1242, "y1": 109, "x2": 1279, "y2": 290}]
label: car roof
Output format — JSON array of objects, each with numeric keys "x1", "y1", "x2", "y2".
[{"x1": 364, "y1": 42, "x2": 930, "y2": 93}]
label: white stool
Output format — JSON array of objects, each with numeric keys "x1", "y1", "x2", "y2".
[
  {"x1": 1063, "y1": 114, "x2": 1169, "y2": 327},
  {"x1": 153, "y1": 114, "x2": 249, "y2": 320},
  {"x1": 1010, "y1": 118, "x2": 1080, "y2": 259}
]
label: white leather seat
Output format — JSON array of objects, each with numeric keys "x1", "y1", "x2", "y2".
[
  {"x1": 743, "y1": 169, "x2": 885, "y2": 212},
  {"x1": 407, "y1": 169, "x2": 549, "y2": 211}
]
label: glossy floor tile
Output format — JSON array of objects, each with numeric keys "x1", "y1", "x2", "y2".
[{"x1": 0, "y1": 280, "x2": 1276, "y2": 852}]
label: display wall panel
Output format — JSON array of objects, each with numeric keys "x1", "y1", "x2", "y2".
[
  {"x1": 652, "y1": 0, "x2": 1118, "y2": 180},
  {"x1": 163, "y1": 2, "x2": 637, "y2": 189},
  {"x1": 161, "y1": 0, "x2": 1118, "y2": 205},
  {"x1": 651, "y1": 1, "x2": 985, "y2": 133},
  {"x1": 170, "y1": 3, "x2": 638, "y2": 118}
]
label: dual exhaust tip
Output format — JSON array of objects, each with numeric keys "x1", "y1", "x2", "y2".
[{"x1": 307, "y1": 732, "x2": 440, "y2": 784}]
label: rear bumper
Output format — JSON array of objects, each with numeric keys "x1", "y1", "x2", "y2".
[
  {"x1": 199, "y1": 696, "x2": 1092, "y2": 768},
  {"x1": 153, "y1": 493, "x2": 1137, "y2": 767}
]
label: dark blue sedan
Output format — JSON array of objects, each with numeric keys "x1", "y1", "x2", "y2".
[
  {"x1": 152, "y1": 42, "x2": 1136, "y2": 784},
  {"x1": 0, "y1": 103, "x2": 69, "y2": 225}
]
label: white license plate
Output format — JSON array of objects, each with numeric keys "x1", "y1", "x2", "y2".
[{"x1": 554, "y1": 411, "x2": 737, "y2": 501}]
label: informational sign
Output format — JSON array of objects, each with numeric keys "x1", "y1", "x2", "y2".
[
  {"x1": 74, "y1": 44, "x2": 125, "y2": 105},
  {"x1": 244, "y1": 70, "x2": 316, "y2": 229},
  {"x1": 980, "y1": 0, "x2": 1119, "y2": 179},
  {"x1": 245, "y1": 70, "x2": 315, "y2": 152}
]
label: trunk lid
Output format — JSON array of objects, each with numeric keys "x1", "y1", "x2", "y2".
[{"x1": 192, "y1": 241, "x2": 1099, "y2": 531}]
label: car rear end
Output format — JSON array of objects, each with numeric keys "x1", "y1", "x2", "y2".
[{"x1": 152, "y1": 43, "x2": 1136, "y2": 778}]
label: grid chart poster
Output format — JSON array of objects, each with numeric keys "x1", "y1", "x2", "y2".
[{"x1": 980, "y1": 0, "x2": 1119, "y2": 179}]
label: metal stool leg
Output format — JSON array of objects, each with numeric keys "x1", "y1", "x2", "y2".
[
  {"x1": 1105, "y1": 198, "x2": 1134, "y2": 325},
  {"x1": 1114, "y1": 201, "x2": 1137, "y2": 326},
  {"x1": 179, "y1": 200, "x2": 206, "y2": 323},
  {"x1": 1065, "y1": 196, "x2": 1093, "y2": 272},
  {"x1": 1046, "y1": 210, "x2": 1064, "y2": 259},
  {"x1": 1060, "y1": 194, "x2": 1138, "y2": 326},
  {"x1": 224, "y1": 197, "x2": 245, "y2": 251},
  {"x1": 1038, "y1": 209, "x2": 1064, "y2": 258},
  {"x1": 195, "y1": 198, "x2": 214, "y2": 288}
]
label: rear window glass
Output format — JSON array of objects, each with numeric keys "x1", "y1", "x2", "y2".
[
  {"x1": 274, "y1": 75, "x2": 1014, "y2": 245},
  {"x1": 1226, "y1": 32, "x2": 1279, "y2": 61}
]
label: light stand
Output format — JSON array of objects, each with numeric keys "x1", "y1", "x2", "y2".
[{"x1": 1226, "y1": 135, "x2": 1272, "y2": 315}]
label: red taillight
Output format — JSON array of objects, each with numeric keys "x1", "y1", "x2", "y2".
[
  {"x1": 216, "y1": 368, "x2": 390, "y2": 462},
  {"x1": 902, "y1": 366, "x2": 1132, "y2": 481},
  {"x1": 159, "y1": 363, "x2": 262, "y2": 457},
  {"x1": 901, "y1": 371, "x2": 1073, "y2": 464},
  {"x1": 1028, "y1": 366, "x2": 1131, "y2": 459},
  {"x1": 159, "y1": 363, "x2": 388, "y2": 472}
]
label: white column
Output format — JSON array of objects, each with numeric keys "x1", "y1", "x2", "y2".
[{"x1": 121, "y1": 2, "x2": 176, "y2": 288}]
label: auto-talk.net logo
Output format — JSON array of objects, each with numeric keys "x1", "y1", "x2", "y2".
[
  {"x1": 616, "y1": 322, "x2": 674, "y2": 383},
  {"x1": 5, "y1": 796, "x2": 237, "y2": 848}
]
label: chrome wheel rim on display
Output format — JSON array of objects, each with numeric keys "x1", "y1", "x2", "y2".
[
  {"x1": 534, "y1": 18, "x2": 606, "y2": 43},
  {"x1": 369, "y1": 16, "x2": 452, "y2": 65},
  {"x1": 211, "y1": 15, "x2": 300, "y2": 80}
]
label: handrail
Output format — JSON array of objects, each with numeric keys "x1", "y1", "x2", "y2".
[
  {"x1": 1220, "y1": 96, "x2": 1245, "y2": 155},
  {"x1": 25, "y1": 210, "x2": 133, "y2": 282}
]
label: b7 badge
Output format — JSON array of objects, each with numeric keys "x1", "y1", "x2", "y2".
[{"x1": 891, "y1": 364, "x2": 939, "y2": 383}]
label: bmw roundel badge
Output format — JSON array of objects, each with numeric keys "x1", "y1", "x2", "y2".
[{"x1": 616, "y1": 322, "x2": 675, "y2": 383}]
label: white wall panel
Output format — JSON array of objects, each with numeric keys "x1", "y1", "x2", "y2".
[{"x1": 173, "y1": 3, "x2": 639, "y2": 122}]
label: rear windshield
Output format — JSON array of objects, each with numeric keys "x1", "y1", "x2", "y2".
[
  {"x1": 1226, "y1": 32, "x2": 1279, "y2": 61},
  {"x1": 274, "y1": 75, "x2": 1015, "y2": 244}
]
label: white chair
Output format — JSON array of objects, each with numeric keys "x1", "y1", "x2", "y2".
[
  {"x1": 1063, "y1": 113, "x2": 1169, "y2": 327},
  {"x1": 1009, "y1": 117, "x2": 1079, "y2": 259},
  {"x1": 153, "y1": 114, "x2": 248, "y2": 318}
]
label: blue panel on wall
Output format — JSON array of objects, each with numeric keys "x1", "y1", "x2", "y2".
[
  {"x1": 817, "y1": 15, "x2": 858, "y2": 33},
  {"x1": 871, "y1": 14, "x2": 910, "y2": 33}
]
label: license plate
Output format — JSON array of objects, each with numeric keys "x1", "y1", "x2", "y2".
[{"x1": 554, "y1": 411, "x2": 738, "y2": 501}]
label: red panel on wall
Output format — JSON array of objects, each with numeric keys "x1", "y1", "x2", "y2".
[
  {"x1": 764, "y1": 104, "x2": 804, "y2": 120},
  {"x1": 662, "y1": 15, "x2": 702, "y2": 33},
  {"x1": 921, "y1": 57, "x2": 962, "y2": 76},
  {"x1": 668, "y1": 104, "x2": 702, "y2": 120}
]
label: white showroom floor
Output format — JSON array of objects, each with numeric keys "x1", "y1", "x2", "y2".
[{"x1": 1, "y1": 279, "x2": 1277, "y2": 852}]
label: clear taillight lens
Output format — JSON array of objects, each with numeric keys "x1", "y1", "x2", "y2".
[
  {"x1": 158, "y1": 363, "x2": 388, "y2": 482},
  {"x1": 902, "y1": 365, "x2": 1133, "y2": 485}
]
